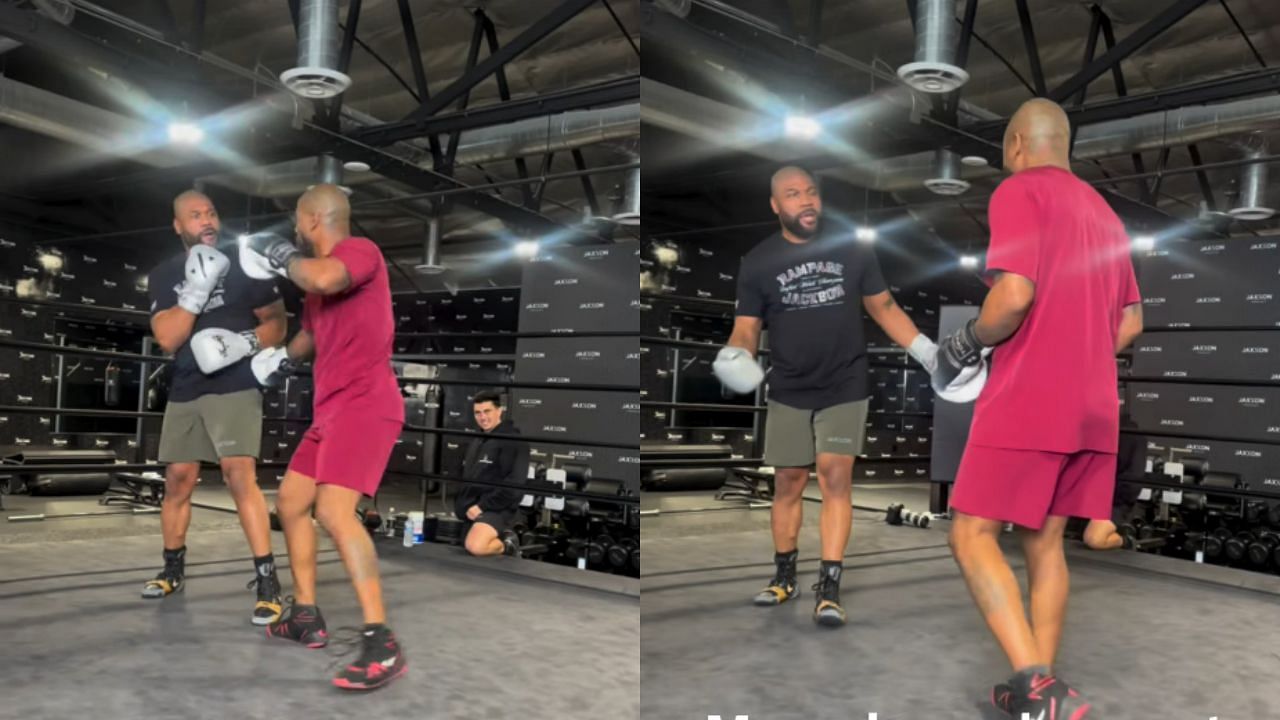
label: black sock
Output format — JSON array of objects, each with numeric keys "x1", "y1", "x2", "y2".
[
  {"x1": 819, "y1": 560, "x2": 843, "y2": 584},
  {"x1": 163, "y1": 546, "x2": 186, "y2": 576},
  {"x1": 362, "y1": 622, "x2": 388, "y2": 635},
  {"x1": 253, "y1": 553, "x2": 276, "y2": 579}
]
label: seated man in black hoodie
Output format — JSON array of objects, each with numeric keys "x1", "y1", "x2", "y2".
[{"x1": 455, "y1": 391, "x2": 530, "y2": 556}]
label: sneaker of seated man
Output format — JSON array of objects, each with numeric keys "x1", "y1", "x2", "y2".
[{"x1": 455, "y1": 391, "x2": 530, "y2": 557}]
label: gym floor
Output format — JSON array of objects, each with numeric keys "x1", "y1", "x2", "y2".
[
  {"x1": 641, "y1": 481, "x2": 1279, "y2": 720},
  {"x1": 0, "y1": 475, "x2": 639, "y2": 720}
]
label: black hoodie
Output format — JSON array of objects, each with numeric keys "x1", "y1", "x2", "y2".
[{"x1": 454, "y1": 419, "x2": 530, "y2": 516}]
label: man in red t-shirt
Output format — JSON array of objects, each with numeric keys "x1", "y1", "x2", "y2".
[
  {"x1": 239, "y1": 184, "x2": 407, "y2": 691},
  {"x1": 931, "y1": 99, "x2": 1143, "y2": 719}
]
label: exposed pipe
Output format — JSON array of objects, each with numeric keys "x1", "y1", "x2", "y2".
[
  {"x1": 924, "y1": 148, "x2": 969, "y2": 195},
  {"x1": 613, "y1": 159, "x2": 640, "y2": 225},
  {"x1": 642, "y1": 78, "x2": 1280, "y2": 192},
  {"x1": 1230, "y1": 140, "x2": 1273, "y2": 220},
  {"x1": 415, "y1": 216, "x2": 445, "y2": 274}
]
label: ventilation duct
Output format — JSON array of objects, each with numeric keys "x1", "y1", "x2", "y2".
[
  {"x1": 281, "y1": 0, "x2": 351, "y2": 99},
  {"x1": 313, "y1": 154, "x2": 351, "y2": 195},
  {"x1": 613, "y1": 161, "x2": 640, "y2": 225},
  {"x1": 0, "y1": 0, "x2": 75, "y2": 55},
  {"x1": 414, "y1": 217, "x2": 445, "y2": 275},
  {"x1": 654, "y1": 0, "x2": 691, "y2": 18},
  {"x1": 1230, "y1": 141, "x2": 1274, "y2": 221},
  {"x1": 924, "y1": 149, "x2": 969, "y2": 195},
  {"x1": 898, "y1": 0, "x2": 968, "y2": 94}
]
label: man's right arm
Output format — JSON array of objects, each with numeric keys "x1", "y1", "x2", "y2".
[
  {"x1": 150, "y1": 307, "x2": 198, "y2": 355},
  {"x1": 1116, "y1": 303, "x2": 1143, "y2": 354}
]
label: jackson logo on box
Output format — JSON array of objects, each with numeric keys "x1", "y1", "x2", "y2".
[
  {"x1": 579, "y1": 302, "x2": 605, "y2": 309},
  {"x1": 1144, "y1": 297, "x2": 1166, "y2": 305},
  {"x1": 1135, "y1": 392, "x2": 1160, "y2": 401},
  {"x1": 571, "y1": 402, "x2": 597, "y2": 410},
  {"x1": 1250, "y1": 242, "x2": 1278, "y2": 251},
  {"x1": 522, "y1": 351, "x2": 546, "y2": 359},
  {"x1": 1238, "y1": 397, "x2": 1266, "y2": 408},
  {"x1": 622, "y1": 403, "x2": 640, "y2": 412},
  {"x1": 518, "y1": 398, "x2": 543, "y2": 407},
  {"x1": 1199, "y1": 243, "x2": 1226, "y2": 254},
  {"x1": 1195, "y1": 297, "x2": 1221, "y2": 304},
  {"x1": 1243, "y1": 346, "x2": 1270, "y2": 354},
  {"x1": 554, "y1": 278, "x2": 579, "y2": 285},
  {"x1": 1188, "y1": 396, "x2": 1214, "y2": 404},
  {"x1": 1236, "y1": 450, "x2": 1263, "y2": 458},
  {"x1": 626, "y1": 352, "x2": 640, "y2": 360},
  {"x1": 542, "y1": 425, "x2": 567, "y2": 433},
  {"x1": 1170, "y1": 273, "x2": 1195, "y2": 280},
  {"x1": 576, "y1": 351, "x2": 601, "y2": 359},
  {"x1": 525, "y1": 302, "x2": 549, "y2": 312},
  {"x1": 1246, "y1": 293, "x2": 1273, "y2": 304},
  {"x1": 583, "y1": 249, "x2": 610, "y2": 259},
  {"x1": 1159, "y1": 418, "x2": 1184, "y2": 426},
  {"x1": 1192, "y1": 345, "x2": 1216, "y2": 354}
]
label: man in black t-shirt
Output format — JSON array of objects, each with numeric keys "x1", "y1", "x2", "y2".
[
  {"x1": 142, "y1": 190, "x2": 288, "y2": 626},
  {"x1": 714, "y1": 166, "x2": 938, "y2": 627},
  {"x1": 455, "y1": 391, "x2": 530, "y2": 557}
]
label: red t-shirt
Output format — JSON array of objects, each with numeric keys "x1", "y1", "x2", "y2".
[
  {"x1": 302, "y1": 237, "x2": 404, "y2": 422},
  {"x1": 969, "y1": 166, "x2": 1140, "y2": 454}
]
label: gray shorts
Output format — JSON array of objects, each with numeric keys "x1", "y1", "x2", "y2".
[
  {"x1": 763, "y1": 398, "x2": 869, "y2": 468},
  {"x1": 158, "y1": 389, "x2": 263, "y2": 463}
]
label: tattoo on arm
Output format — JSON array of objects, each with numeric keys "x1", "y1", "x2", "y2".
[{"x1": 881, "y1": 296, "x2": 896, "y2": 311}]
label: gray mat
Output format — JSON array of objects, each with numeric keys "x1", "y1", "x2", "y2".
[
  {"x1": 641, "y1": 497, "x2": 1279, "y2": 720},
  {"x1": 0, "y1": 528, "x2": 639, "y2": 720}
]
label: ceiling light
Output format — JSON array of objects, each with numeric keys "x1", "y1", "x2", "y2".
[
  {"x1": 959, "y1": 254, "x2": 979, "y2": 269},
  {"x1": 855, "y1": 226, "x2": 877, "y2": 243},
  {"x1": 784, "y1": 114, "x2": 821, "y2": 141},
  {"x1": 1131, "y1": 235, "x2": 1156, "y2": 252},
  {"x1": 515, "y1": 241, "x2": 539, "y2": 259},
  {"x1": 168, "y1": 121, "x2": 205, "y2": 145}
]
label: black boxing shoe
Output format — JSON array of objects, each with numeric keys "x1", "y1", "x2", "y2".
[
  {"x1": 330, "y1": 624, "x2": 407, "y2": 691},
  {"x1": 990, "y1": 682, "x2": 1015, "y2": 716},
  {"x1": 811, "y1": 561, "x2": 847, "y2": 627},
  {"x1": 266, "y1": 599, "x2": 329, "y2": 649},
  {"x1": 752, "y1": 550, "x2": 799, "y2": 606},
  {"x1": 1007, "y1": 669, "x2": 1092, "y2": 720}
]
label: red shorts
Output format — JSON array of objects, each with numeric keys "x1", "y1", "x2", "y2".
[
  {"x1": 950, "y1": 444, "x2": 1117, "y2": 530},
  {"x1": 287, "y1": 414, "x2": 401, "y2": 497}
]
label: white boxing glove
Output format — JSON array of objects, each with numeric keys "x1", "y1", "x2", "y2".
[
  {"x1": 190, "y1": 328, "x2": 260, "y2": 374},
  {"x1": 251, "y1": 346, "x2": 294, "y2": 388},
  {"x1": 907, "y1": 334, "x2": 938, "y2": 375},
  {"x1": 712, "y1": 346, "x2": 764, "y2": 395},
  {"x1": 178, "y1": 245, "x2": 230, "y2": 314},
  {"x1": 239, "y1": 233, "x2": 302, "y2": 280},
  {"x1": 933, "y1": 348, "x2": 992, "y2": 403}
]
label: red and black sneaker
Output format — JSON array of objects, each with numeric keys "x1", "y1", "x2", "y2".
[
  {"x1": 1008, "y1": 672, "x2": 1092, "y2": 720},
  {"x1": 331, "y1": 624, "x2": 407, "y2": 691},
  {"x1": 990, "y1": 682, "x2": 1015, "y2": 716},
  {"x1": 265, "y1": 599, "x2": 329, "y2": 649}
]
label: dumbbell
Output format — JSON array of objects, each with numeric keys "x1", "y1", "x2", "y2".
[
  {"x1": 1244, "y1": 501, "x2": 1268, "y2": 525},
  {"x1": 885, "y1": 504, "x2": 931, "y2": 529},
  {"x1": 1268, "y1": 503, "x2": 1280, "y2": 529},
  {"x1": 357, "y1": 507, "x2": 382, "y2": 534},
  {"x1": 1203, "y1": 531, "x2": 1224, "y2": 562},
  {"x1": 629, "y1": 545, "x2": 640, "y2": 573},
  {"x1": 1137, "y1": 523, "x2": 1158, "y2": 541},
  {"x1": 1224, "y1": 531, "x2": 1254, "y2": 564},
  {"x1": 587, "y1": 535, "x2": 614, "y2": 566},
  {"x1": 608, "y1": 537, "x2": 638, "y2": 569},
  {"x1": 1247, "y1": 533, "x2": 1279, "y2": 567}
]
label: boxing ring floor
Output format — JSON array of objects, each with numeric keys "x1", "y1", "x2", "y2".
[
  {"x1": 0, "y1": 524, "x2": 639, "y2": 719},
  {"x1": 641, "y1": 483, "x2": 1279, "y2": 720}
]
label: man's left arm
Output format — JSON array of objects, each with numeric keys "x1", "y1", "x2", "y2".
[{"x1": 479, "y1": 438, "x2": 530, "y2": 511}]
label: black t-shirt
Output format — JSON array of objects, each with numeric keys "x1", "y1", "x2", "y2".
[
  {"x1": 736, "y1": 230, "x2": 887, "y2": 410},
  {"x1": 148, "y1": 245, "x2": 280, "y2": 402}
]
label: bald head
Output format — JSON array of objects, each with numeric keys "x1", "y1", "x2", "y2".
[
  {"x1": 173, "y1": 190, "x2": 213, "y2": 219},
  {"x1": 294, "y1": 184, "x2": 351, "y2": 256},
  {"x1": 769, "y1": 165, "x2": 822, "y2": 241},
  {"x1": 770, "y1": 166, "x2": 817, "y2": 199},
  {"x1": 172, "y1": 190, "x2": 220, "y2": 249},
  {"x1": 297, "y1": 184, "x2": 351, "y2": 228},
  {"x1": 1003, "y1": 98, "x2": 1072, "y2": 173}
]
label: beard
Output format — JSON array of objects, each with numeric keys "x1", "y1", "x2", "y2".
[
  {"x1": 780, "y1": 209, "x2": 821, "y2": 239},
  {"x1": 181, "y1": 227, "x2": 219, "y2": 250}
]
